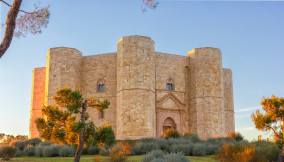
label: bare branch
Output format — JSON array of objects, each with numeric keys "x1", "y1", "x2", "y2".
[
  {"x1": 0, "y1": 0, "x2": 32, "y2": 14},
  {"x1": 0, "y1": 0, "x2": 22, "y2": 58}
]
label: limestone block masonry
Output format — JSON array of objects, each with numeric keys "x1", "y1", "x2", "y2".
[{"x1": 29, "y1": 35, "x2": 235, "y2": 140}]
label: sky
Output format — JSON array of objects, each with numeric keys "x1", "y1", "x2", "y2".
[{"x1": 0, "y1": 0, "x2": 284, "y2": 141}]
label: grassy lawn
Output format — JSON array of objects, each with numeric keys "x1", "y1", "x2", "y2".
[{"x1": 9, "y1": 155, "x2": 216, "y2": 162}]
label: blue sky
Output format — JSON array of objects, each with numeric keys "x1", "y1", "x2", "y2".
[{"x1": 0, "y1": 0, "x2": 284, "y2": 140}]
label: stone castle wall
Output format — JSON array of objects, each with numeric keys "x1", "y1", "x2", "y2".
[
  {"x1": 29, "y1": 67, "x2": 46, "y2": 138},
  {"x1": 29, "y1": 35, "x2": 235, "y2": 139}
]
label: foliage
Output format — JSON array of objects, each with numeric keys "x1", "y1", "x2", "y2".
[
  {"x1": 164, "y1": 152, "x2": 189, "y2": 162},
  {"x1": 216, "y1": 142, "x2": 255, "y2": 162},
  {"x1": 0, "y1": 145, "x2": 17, "y2": 160},
  {"x1": 142, "y1": 150, "x2": 165, "y2": 162},
  {"x1": 87, "y1": 146, "x2": 99, "y2": 155},
  {"x1": 192, "y1": 143, "x2": 207, "y2": 156},
  {"x1": 143, "y1": 150, "x2": 189, "y2": 162},
  {"x1": 252, "y1": 96, "x2": 284, "y2": 143},
  {"x1": 35, "y1": 88, "x2": 110, "y2": 162},
  {"x1": 132, "y1": 135, "x2": 222, "y2": 156},
  {"x1": 58, "y1": 145, "x2": 75, "y2": 157},
  {"x1": 109, "y1": 143, "x2": 131, "y2": 162},
  {"x1": 227, "y1": 132, "x2": 244, "y2": 142},
  {"x1": 0, "y1": 0, "x2": 50, "y2": 57},
  {"x1": 94, "y1": 125, "x2": 115, "y2": 147},
  {"x1": 0, "y1": 133, "x2": 28, "y2": 145},
  {"x1": 162, "y1": 128, "x2": 180, "y2": 139},
  {"x1": 251, "y1": 141, "x2": 280, "y2": 162}
]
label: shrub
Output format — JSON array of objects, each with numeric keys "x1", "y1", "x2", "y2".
[
  {"x1": 216, "y1": 142, "x2": 254, "y2": 162},
  {"x1": 27, "y1": 138, "x2": 42, "y2": 146},
  {"x1": 251, "y1": 141, "x2": 280, "y2": 162},
  {"x1": 227, "y1": 132, "x2": 244, "y2": 142},
  {"x1": 11, "y1": 140, "x2": 27, "y2": 151},
  {"x1": 183, "y1": 134, "x2": 200, "y2": 143},
  {"x1": 163, "y1": 128, "x2": 180, "y2": 139},
  {"x1": 95, "y1": 126, "x2": 115, "y2": 147},
  {"x1": 87, "y1": 146, "x2": 99, "y2": 155},
  {"x1": 142, "y1": 150, "x2": 165, "y2": 162},
  {"x1": 132, "y1": 141, "x2": 160, "y2": 155},
  {"x1": 143, "y1": 150, "x2": 189, "y2": 162},
  {"x1": 58, "y1": 145, "x2": 74, "y2": 157},
  {"x1": 99, "y1": 147, "x2": 109, "y2": 156},
  {"x1": 169, "y1": 144, "x2": 192, "y2": 156},
  {"x1": 192, "y1": 143, "x2": 207, "y2": 156},
  {"x1": 109, "y1": 143, "x2": 131, "y2": 162},
  {"x1": 42, "y1": 145, "x2": 60, "y2": 157},
  {"x1": 164, "y1": 152, "x2": 189, "y2": 162},
  {"x1": 23, "y1": 145, "x2": 35, "y2": 156},
  {"x1": 34, "y1": 145, "x2": 44, "y2": 157},
  {"x1": 0, "y1": 146, "x2": 17, "y2": 160}
]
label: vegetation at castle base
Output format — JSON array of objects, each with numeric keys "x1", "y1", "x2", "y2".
[
  {"x1": 35, "y1": 88, "x2": 110, "y2": 162},
  {"x1": 251, "y1": 96, "x2": 284, "y2": 159},
  {"x1": 1, "y1": 155, "x2": 217, "y2": 162}
]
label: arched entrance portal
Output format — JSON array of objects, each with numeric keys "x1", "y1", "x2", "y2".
[{"x1": 163, "y1": 117, "x2": 176, "y2": 133}]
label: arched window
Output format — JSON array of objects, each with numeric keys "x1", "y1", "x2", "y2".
[
  {"x1": 166, "y1": 78, "x2": 174, "y2": 91},
  {"x1": 97, "y1": 80, "x2": 105, "y2": 92}
]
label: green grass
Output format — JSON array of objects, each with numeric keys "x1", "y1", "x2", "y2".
[{"x1": 8, "y1": 155, "x2": 216, "y2": 162}]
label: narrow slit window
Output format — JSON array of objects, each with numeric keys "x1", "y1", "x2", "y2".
[
  {"x1": 97, "y1": 80, "x2": 105, "y2": 92},
  {"x1": 166, "y1": 79, "x2": 174, "y2": 91}
]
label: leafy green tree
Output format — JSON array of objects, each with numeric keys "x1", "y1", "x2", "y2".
[
  {"x1": 36, "y1": 88, "x2": 110, "y2": 162},
  {"x1": 252, "y1": 96, "x2": 284, "y2": 155}
]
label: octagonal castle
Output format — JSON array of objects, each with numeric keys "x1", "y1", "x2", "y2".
[{"x1": 29, "y1": 35, "x2": 235, "y2": 140}]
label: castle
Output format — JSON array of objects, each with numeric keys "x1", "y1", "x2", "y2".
[{"x1": 29, "y1": 35, "x2": 235, "y2": 140}]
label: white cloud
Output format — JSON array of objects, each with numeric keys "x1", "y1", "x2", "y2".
[{"x1": 235, "y1": 106, "x2": 259, "y2": 113}]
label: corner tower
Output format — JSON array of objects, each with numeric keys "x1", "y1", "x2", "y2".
[
  {"x1": 187, "y1": 48, "x2": 225, "y2": 139},
  {"x1": 116, "y1": 36, "x2": 156, "y2": 140}
]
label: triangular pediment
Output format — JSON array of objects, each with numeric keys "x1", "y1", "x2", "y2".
[{"x1": 156, "y1": 93, "x2": 185, "y2": 110}]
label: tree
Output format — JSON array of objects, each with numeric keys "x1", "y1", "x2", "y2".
[
  {"x1": 251, "y1": 96, "x2": 284, "y2": 157},
  {"x1": 0, "y1": 0, "x2": 158, "y2": 58},
  {"x1": 35, "y1": 88, "x2": 110, "y2": 162},
  {"x1": 0, "y1": 0, "x2": 50, "y2": 58}
]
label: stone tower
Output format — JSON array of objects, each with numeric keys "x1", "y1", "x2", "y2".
[
  {"x1": 116, "y1": 36, "x2": 156, "y2": 140},
  {"x1": 45, "y1": 48, "x2": 82, "y2": 104},
  {"x1": 187, "y1": 48, "x2": 225, "y2": 139}
]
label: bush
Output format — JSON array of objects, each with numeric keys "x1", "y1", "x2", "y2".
[
  {"x1": 164, "y1": 152, "x2": 189, "y2": 162},
  {"x1": 87, "y1": 146, "x2": 99, "y2": 155},
  {"x1": 11, "y1": 140, "x2": 27, "y2": 151},
  {"x1": 227, "y1": 132, "x2": 244, "y2": 142},
  {"x1": 0, "y1": 146, "x2": 17, "y2": 160},
  {"x1": 99, "y1": 147, "x2": 109, "y2": 156},
  {"x1": 23, "y1": 145, "x2": 35, "y2": 156},
  {"x1": 192, "y1": 143, "x2": 207, "y2": 156},
  {"x1": 27, "y1": 138, "x2": 42, "y2": 146},
  {"x1": 216, "y1": 142, "x2": 254, "y2": 162},
  {"x1": 162, "y1": 128, "x2": 180, "y2": 139},
  {"x1": 251, "y1": 141, "x2": 280, "y2": 162},
  {"x1": 109, "y1": 143, "x2": 131, "y2": 162},
  {"x1": 183, "y1": 134, "x2": 201, "y2": 143},
  {"x1": 95, "y1": 126, "x2": 115, "y2": 147},
  {"x1": 142, "y1": 150, "x2": 165, "y2": 162},
  {"x1": 132, "y1": 141, "x2": 160, "y2": 155},
  {"x1": 42, "y1": 145, "x2": 60, "y2": 157},
  {"x1": 58, "y1": 145, "x2": 74, "y2": 157},
  {"x1": 34, "y1": 145, "x2": 44, "y2": 157},
  {"x1": 143, "y1": 150, "x2": 189, "y2": 162}
]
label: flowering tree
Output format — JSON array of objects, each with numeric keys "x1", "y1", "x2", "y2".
[
  {"x1": 252, "y1": 96, "x2": 284, "y2": 158},
  {"x1": 0, "y1": 0, "x2": 50, "y2": 58}
]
